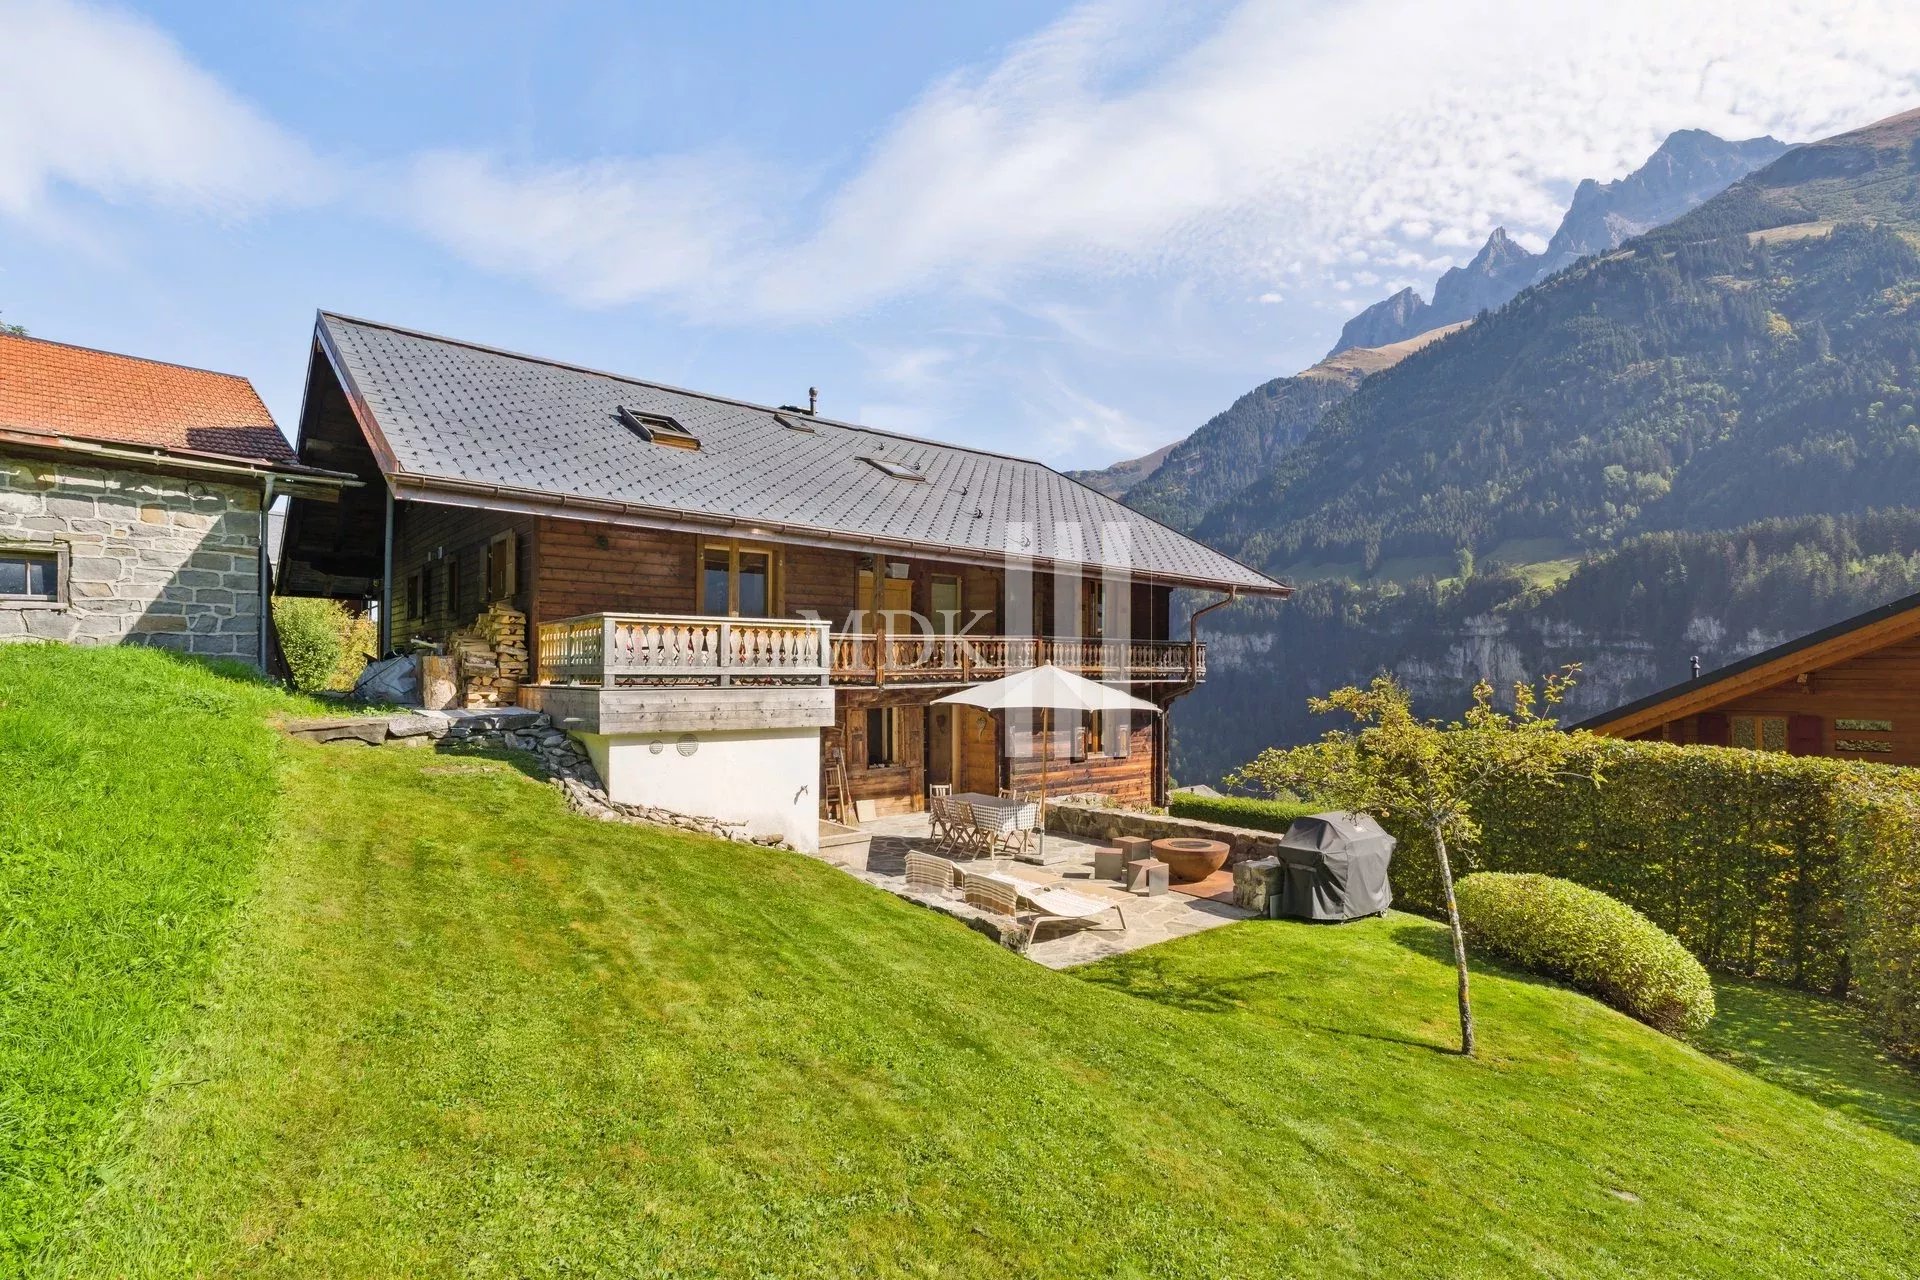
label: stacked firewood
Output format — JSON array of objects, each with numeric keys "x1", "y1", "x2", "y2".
[{"x1": 454, "y1": 601, "x2": 529, "y2": 707}]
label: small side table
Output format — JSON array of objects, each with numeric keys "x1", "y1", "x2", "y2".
[
  {"x1": 1114, "y1": 835, "x2": 1155, "y2": 866},
  {"x1": 1127, "y1": 857, "x2": 1169, "y2": 897},
  {"x1": 1092, "y1": 846, "x2": 1129, "y2": 882}
]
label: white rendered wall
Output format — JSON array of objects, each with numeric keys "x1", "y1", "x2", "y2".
[{"x1": 579, "y1": 727, "x2": 821, "y2": 853}]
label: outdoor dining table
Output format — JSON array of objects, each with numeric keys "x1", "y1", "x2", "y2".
[{"x1": 951, "y1": 792, "x2": 1039, "y2": 854}]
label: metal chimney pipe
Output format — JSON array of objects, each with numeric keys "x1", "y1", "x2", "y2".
[
  {"x1": 1690, "y1": 655, "x2": 1701, "y2": 679},
  {"x1": 808, "y1": 386, "x2": 818, "y2": 415}
]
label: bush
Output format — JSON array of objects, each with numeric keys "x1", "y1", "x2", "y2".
[
  {"x1": 1457, "y1": 872, "x2": 1717, "y2": 1036},
  {"x1": 273, "y1": 597, "x2": 351, "y2": 693},
  {"x1": 1169, "y1": 792, "x2": 1322, "y2": 833}
]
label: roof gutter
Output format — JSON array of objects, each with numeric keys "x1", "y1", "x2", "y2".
[{"x1": 0, "y1": 429, "x2": 361, "y2": 490}]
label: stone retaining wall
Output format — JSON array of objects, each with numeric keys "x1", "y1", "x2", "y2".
[
  {"x1": 0, "y1": 456, "x2": 262, "y2": 660},
  {"x1": 1046, "y1": 797, "x2": 1287, "y2": 869}
]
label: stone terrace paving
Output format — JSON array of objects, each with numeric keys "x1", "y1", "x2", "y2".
[{"x1": 819, "y1": 812, "x2": 1252, "y2": 968}]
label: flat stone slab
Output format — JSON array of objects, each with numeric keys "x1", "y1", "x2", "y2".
[
  {"x1": 385, "y1": 713, "x2": 450, "y2": 739},
  {"x1": 282, "y1": 716, "x2": 389, "y2": 745},
  {"x1": 441, "y1": 707, "x2": 543, "y2": 732}
]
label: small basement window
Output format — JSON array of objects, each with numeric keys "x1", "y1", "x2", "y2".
[
  {"x1": 616, "y1": 405, "x2": 700, "y2": 449},
  {"x1": 860, "y1": 456, "x2": 924, "y2": 481},
  {"x1": 0, "y1": 543, "x2": 64, "y2": 606}
]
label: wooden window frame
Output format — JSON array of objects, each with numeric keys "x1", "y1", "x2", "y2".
[
  {"x1": 0, "y1": 539, "x2": 68, "y2": 610},
  {"x1": 404, "y1": 571, "x2": 423, "y2": 620},
  {"x1": 699, "y1": 538, "x2": 782, "y2": 618}
]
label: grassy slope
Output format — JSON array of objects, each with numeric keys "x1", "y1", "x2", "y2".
[
  {"x1": 1700, "y1": 978, "x2": 1920, "y2": 1145},
  {"x1": 0, "y1": 646, "x2": 327, "y2": 1263},
  {"x1": 20, "y1": 667, "x2": 1909, "y2": 1277}
]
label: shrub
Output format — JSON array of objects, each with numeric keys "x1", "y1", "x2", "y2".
[
  {"x1": 1169, "y1": 792, "x2": 1322, "y2": 833},
  {"x1": 273, "y1": 597, "x2": 350, "y2": 693},
  {"x1": 1456, "y1": 872, "x2": 1717, "y2": 1036}
]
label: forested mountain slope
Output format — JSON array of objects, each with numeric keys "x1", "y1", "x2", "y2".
[
  {"x1": 1198, "y1": 150, "x2": 1920, "y2": 576},
  {"x1": 1178, "y1": 510, "x2": 1920, "y2": 785}
]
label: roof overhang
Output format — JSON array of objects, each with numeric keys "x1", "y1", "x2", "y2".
[
  {"x1": 1577, "y1": 589, "x2": 1920, "y2": 737},
  {"x1": 0, "y1": 426, "x2": 361, "y2": 498}
]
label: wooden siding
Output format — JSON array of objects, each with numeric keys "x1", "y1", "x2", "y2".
[
  {"x1": 1006, "y1": 712, "x2": 1159, "y2": 809},
  {"x1": 391, "y1": 501, "x2": 535, "y2": 644},
  {"x1": 1637, "y1": 634, "x2": 1920, "y2": 767},
  {"x1": 534, "y1": 518, "x2": 696, "y2": 623},
  {"x1": 830, "y1": 689, "x2": 1161, "y2": 815}
]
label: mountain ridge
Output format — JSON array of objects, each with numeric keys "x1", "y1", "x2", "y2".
[{"x1": 1324, "y1": 128, "x2": 1787, "y2": 357}]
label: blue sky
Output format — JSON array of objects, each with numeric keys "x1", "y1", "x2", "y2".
[{"x1": 4, "y1": 1, "x2": 1919, "y2": 470}]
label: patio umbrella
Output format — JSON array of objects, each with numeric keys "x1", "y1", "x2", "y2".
[{"x1": 933, "y1": 664, "x2": 1161, "y2": 862}]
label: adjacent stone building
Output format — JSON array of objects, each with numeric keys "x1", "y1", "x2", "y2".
[{"x1": 0, "y1": 333, "x2": 354, "y2": 664}]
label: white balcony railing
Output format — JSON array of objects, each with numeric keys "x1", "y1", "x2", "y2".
[
  {"x1": 536, "y1": 613, "x2": 832, "y2": 687},
  {"x1": 537, "y1": 613, "x2": 1203, "y2": 688}
]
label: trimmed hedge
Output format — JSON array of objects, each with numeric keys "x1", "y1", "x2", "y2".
[
  {"x1": 1457, "y1": 873, "x2": 1717, "y2": 1036},
  {"x1": 1373, "y1": 736, "x2": 1920, "y2": 1058},
  {"x1": 1169, "y1": 793, "x2": 1321, "y2": 834}
]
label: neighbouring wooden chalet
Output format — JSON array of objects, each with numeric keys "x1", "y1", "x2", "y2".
[
  {"x1": 278, "y1": 313, "x2": 1289, "y2": 847},
  {"x1": 1577, "y1": 589, "x2": 1920, "y2": 765}
]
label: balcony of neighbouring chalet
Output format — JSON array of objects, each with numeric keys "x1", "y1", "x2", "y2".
[{"x1": 530, "y1": 612, "x2": 1205, "y2": 690}]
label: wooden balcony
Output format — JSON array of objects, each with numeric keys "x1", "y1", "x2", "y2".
[{"x1": 535, "y1": 613, "x2": 1204, "y2": 688}]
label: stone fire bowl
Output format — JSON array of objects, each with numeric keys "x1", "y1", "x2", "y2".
[{"x1": 1152, "y1": 837, "x2": 1230, "y2": 883}]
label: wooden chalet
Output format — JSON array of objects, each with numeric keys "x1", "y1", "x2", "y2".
[
  {"x1": 278, "y1": 314, "x2": 1289, "y2": 844},
  {"x1": 1576, "y1": 589, "x2": 1920, "y2": 765}
]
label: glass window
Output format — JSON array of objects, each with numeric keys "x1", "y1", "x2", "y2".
[
  {"x1": 737, "y1": 551, "x2": 771, "y2": 618},
  {"x1": 866, "y1": 707, "x2": 898, "y2": 767},
  {"x1": 1, "y1": 551, "x2": 59, "y2": 600},
  {"x1": 702, "y1": 542, "x2": 778, "y2": 617},
  {"x1": 931, "y1": 574, "x2": 961, "y2": 633},
  {"x1": 702, "y1": 546, "x2": 732, "y2": 614}
]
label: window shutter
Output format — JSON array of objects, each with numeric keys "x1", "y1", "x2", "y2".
[
  {"x1": 1696, "y1": 712, "x2": 1731, "y2": 747},
  {"x1": 1787, "y1": 714, "x2": 1823, "y2": 756},
  {"x1": 1111, "y1": 710, "x2": 1131, "y2": 759}
]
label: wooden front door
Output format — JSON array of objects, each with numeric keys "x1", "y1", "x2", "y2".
[
  {"x1": 955, "y1": 706, "x2": 999, "y2": 794},
  {"x1": 926, "y1": 703, "x2": 955, "y2": 788}
]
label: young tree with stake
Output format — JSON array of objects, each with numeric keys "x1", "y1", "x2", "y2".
[{"x1": 1230, "y1": 668, "x2": 1589, "y2": 1056}]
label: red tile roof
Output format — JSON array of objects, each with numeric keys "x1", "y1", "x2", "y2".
[{"x1": 0, "y1": 332, "x2": 293, "y2": 463}]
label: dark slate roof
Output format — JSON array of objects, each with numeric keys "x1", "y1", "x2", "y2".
[{"x1": 314, "y1": 313, "x2": 1287, "y2": 594}]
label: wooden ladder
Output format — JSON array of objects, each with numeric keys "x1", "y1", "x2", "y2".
[{"x1": 823, "y1": 740, "x2": 852, "y2": 824}]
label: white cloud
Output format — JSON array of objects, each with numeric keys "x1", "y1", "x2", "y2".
[
  {"x1": 396, "y1": 150, "x2": 780, "y2": 309},
  {"x1": 395, "y1": 0, "x2": 1920, "y2": 320},
  {"x1": 1020, "y1": 366, "x2": 1163, "y2": 461},
  {"x1": 0, "y1": 0, "x2": 321, "y2": 222}
]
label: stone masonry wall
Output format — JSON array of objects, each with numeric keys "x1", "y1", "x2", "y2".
[{"x1": 0, "y1": 454, "x2": 263, "y2": 661}]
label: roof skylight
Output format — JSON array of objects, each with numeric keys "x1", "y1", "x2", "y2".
[
  {"x1": 861, "y1": 456, "x2": 925, "y2": 481},
  {"x1": 616, "y1": 405, "x2": 699, "y2": 449}
]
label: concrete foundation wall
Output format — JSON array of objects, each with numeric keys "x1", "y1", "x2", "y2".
[
  {"x1": 0, "y1": 454, "x2": 263, "y2": 661},
  {"x1": 580, "y1": 726, "x2": 823, "y2": 852}
]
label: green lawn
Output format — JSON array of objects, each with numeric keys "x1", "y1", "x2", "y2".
[{"x1": 6, "y1": 647, "x2": 1920, "y2": 1277}]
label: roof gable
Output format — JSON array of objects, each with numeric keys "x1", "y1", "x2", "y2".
[
  {"x1": 1577, "y1": 588, "x2": 1920, "y2": 736},
  {"x1": 0, "y1": 332, "x2": 291, "y2": 463},
  {"x1": 310, "y1": 312, "x2": 1287, "y2": 594}
]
